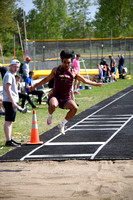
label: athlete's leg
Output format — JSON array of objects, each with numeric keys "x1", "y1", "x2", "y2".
[
  {"x1": 58, "y1": 100, "x2": 78, "y2": 135},
  {"x1": 47, "y1": 97, "x2": 59, "y2": 125},
  {"x1": 64, "y1": 100, "x2": 78, "y2": 121},
  {"x1": 48, "y1": 97, "x2": 59, "y2": 114}
]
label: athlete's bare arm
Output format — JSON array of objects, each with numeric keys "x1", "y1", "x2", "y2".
[
  {"x1": 30, "y1": 67, "x2": 57, "y2": 92},
  {"x1": 72, "y1": 69, "x2": 104, "y2": 87}
]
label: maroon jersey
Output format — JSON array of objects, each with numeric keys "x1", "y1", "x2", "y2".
[{"x1": 48, "y1": 66, "x2": 74, "y2": 109}]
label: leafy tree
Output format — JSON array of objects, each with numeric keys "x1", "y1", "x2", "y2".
[
  {"x1": 14, "y1": 8, "x2": 25, "y2": 39},
  {"x1": 93, "y1": 0, "x2": 133, "y2": 37},
  {"x1": 0, "y1": 0, "x2": 18, "y2": 33},
  {"x1": 26, "y1": 9, "x2": 39, "y2": 39},
  {"x1": 27, "y1": 0, "x2": 68, "y2": 39},
  {"x1": 0, "y1": 0, "x2": 20, "y2": 55},
  {"x1": 63, "y1": 0, "x2": 92, "y2": 38}
]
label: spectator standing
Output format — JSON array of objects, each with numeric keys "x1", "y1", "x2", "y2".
[
  {"x1": 100, "y1": 57, "x2": 107, "y2": 66},
  {"x1": 0, "y1": 95, "x2": 5, "y2": 116},
  {"x1": 109, "y1": 55, "x2": 117, "y2": 81},
  {"x1": 22, "y1": 56, "x2": 31, "y2": 81},
  {"x1": 106, "y1": 64, "x2": 111, "y2": 76},
  {"x1": 100, "y1": 57, "x2": 107, "y2": 77},
  {"x1": 0, "y1": 63, "x2": 8, "y2": 79},
  {"x1": 3, "y1": 59, "x2": 21, "y2": 147},
  {"x1": 25, "y1": 71, "x2": 44, "y2": 105},
  {"x1": 73, "y1": 54, "x2": 81, "y2": 95},
  {"x1": 118, "y1": 54, "x2": 124, "y2": 78}
]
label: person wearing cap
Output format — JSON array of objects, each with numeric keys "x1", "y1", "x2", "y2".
[
  {"x1": 3, "y1": 59, "x2": 22, "y2": 147},
  {"x1": 22, "y1": 56, "x2": 31, "y2": 81},
  {"x1": 0, "y1": 63, "x2": 8, "y2": 80}
]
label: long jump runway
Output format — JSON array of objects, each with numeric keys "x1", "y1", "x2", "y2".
[{"x1": 0, "y1": 85, "x2": 133, "y2": 162}]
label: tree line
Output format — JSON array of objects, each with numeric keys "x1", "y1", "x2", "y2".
[{"x1": 0, "y1": 0, "x2": 133, "y2": 57}]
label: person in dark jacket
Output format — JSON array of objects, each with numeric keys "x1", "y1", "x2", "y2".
[{"x1": 0, "y1": 63, "x2": 8, "y2": 79}]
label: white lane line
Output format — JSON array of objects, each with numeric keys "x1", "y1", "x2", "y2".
[
  {"x1": 20, "y1": 133, "x2": 62, "y2": 161},
  {"x1": 90, "y1": 115, "x2": 132, "y2": 116},
  {"x1": 25, "y1": 154, "x2": 93, "y2": 159},
  {"x1": 76, "y1": 124, "x2": 122, "y2": 126},
  {"x1": 70, "y1": 128, "x2": 118, "y2": 130},
  {"x1": 85, "y1": 117, "x2": 129, "y2": 120},
  {"x1": 90, "y1": 114, "x2": 133, "y2": 160},
  {"x1": 20, "y1": 88, "x2": 133, "y2": 161},
  {"x1": 82, "y1": 121, "x2": 126, "y2": 123},
  {"x1": 61, "y1": 89, "x2": 133, "y2": 133},
  {"x1": 45, "y1": 142, "x2": 104, "y2": 146}
]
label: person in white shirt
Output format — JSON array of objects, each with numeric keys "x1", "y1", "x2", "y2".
[{"x1": 3, "y1": 59, "x2": 21, "y2": 147}]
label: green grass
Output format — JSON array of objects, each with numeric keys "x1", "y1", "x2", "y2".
[{"x1": 0, "y1": 77, "x2": 133, "y2": 156}]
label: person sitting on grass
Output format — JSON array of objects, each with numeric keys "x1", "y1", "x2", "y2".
[
  {"x1": 25, "y1": 71, "x2": 44, "y2": 105},
  {"x1": 93, "y1": 64, "x2": 104, "y2": 82},
  {"x1": 30, "y1": 49, "x2": 104, "y2": 135},
  {"x1": 15, "y1": 74, "x2": 37, "y2": 109}
]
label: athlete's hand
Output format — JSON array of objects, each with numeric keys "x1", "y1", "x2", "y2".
[{"x1": 95, "y1": 82, "x2": 104, "y2": 87}]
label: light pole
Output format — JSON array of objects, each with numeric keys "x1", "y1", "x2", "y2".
[
  {"x1": 43, "y1": 46, "x2": 45, "y2": 61},
  {"x1": 101, "y1": 44, "x2": 104, "y2": 57}
]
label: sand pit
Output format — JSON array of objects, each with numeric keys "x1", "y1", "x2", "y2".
[{"x1": 0, "y1": 160, "x2": 133, "y2": 200}]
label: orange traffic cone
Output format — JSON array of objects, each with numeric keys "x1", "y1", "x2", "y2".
[{"x1": 27, "y1": 110, "x2": 43, "y2": 144}]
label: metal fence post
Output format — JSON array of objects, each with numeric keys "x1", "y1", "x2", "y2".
[
  {"x1": 90, "y1": 38, "x2": 91, "y2": 68},
  {"x1": 129, "y1": 39, "x2": 131, "y2": 74}
]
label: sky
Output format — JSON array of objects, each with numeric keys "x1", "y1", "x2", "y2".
[{"x1": 17, "y1": 0, "x2": 98, "y2": 20}]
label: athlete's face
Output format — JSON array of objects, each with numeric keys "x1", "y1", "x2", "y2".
[{"x1": 62, "y1": 58, "x2": 72, "y2": 70}]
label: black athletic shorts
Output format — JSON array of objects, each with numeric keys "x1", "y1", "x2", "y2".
[{"x1": 3, "y1": 102, "x2": 17, "y2": 122}]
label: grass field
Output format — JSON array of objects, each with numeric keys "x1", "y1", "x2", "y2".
[{"x1": 0, "y1": 77, "x2": 133, "y2": 156}]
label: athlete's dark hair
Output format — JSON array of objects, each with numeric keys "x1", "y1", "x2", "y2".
[{"x1": 60, "y1": 49, "x2": 75, "y2": 61}]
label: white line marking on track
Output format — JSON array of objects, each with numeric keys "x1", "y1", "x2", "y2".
[
  {"x1": 82, "y1": 121, "x2": 126, "y2": 123},
  {"x1": 20, "y1": 133, "x2": 62, "y2": 161},
  {"x1": 90, "y1": 114, "x2": 132, "y2": 116},
  {"x1": 25, "y1": 154, "x2": 93, "y2": 159},
  {"x1": 85, "y1": 117, "x2": 129, "y2": 120},
  {"x1": 45, "y1": 142, "x2": 104, "y2": 146},
  {"x1": 20, "y1": 88, "x2": 133, "y2": 161},
  {"x1": 70, "y1": 128, "x2": 118, "y2": 130},
  {"x1": 76, "y1": 124, "x2": 122, "y2": 126},
  {"x1": 90, "y1": 114, "x2": 133, "y2": 160}
]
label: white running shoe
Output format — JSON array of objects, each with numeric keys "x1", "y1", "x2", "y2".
[
  {"x1": 58, "y1": 124, "x2": 65, "y2": 135},
  {"x1": 17, "y1": 106, "x2": 29, "y2": 114},
  {"x1": 47, "y1": 114, "x2": 53, "y2": 126}
]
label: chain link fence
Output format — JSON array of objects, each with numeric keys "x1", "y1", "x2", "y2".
[{"x1": 26, "y1": 37, "x2": 133, "y2": 74}]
